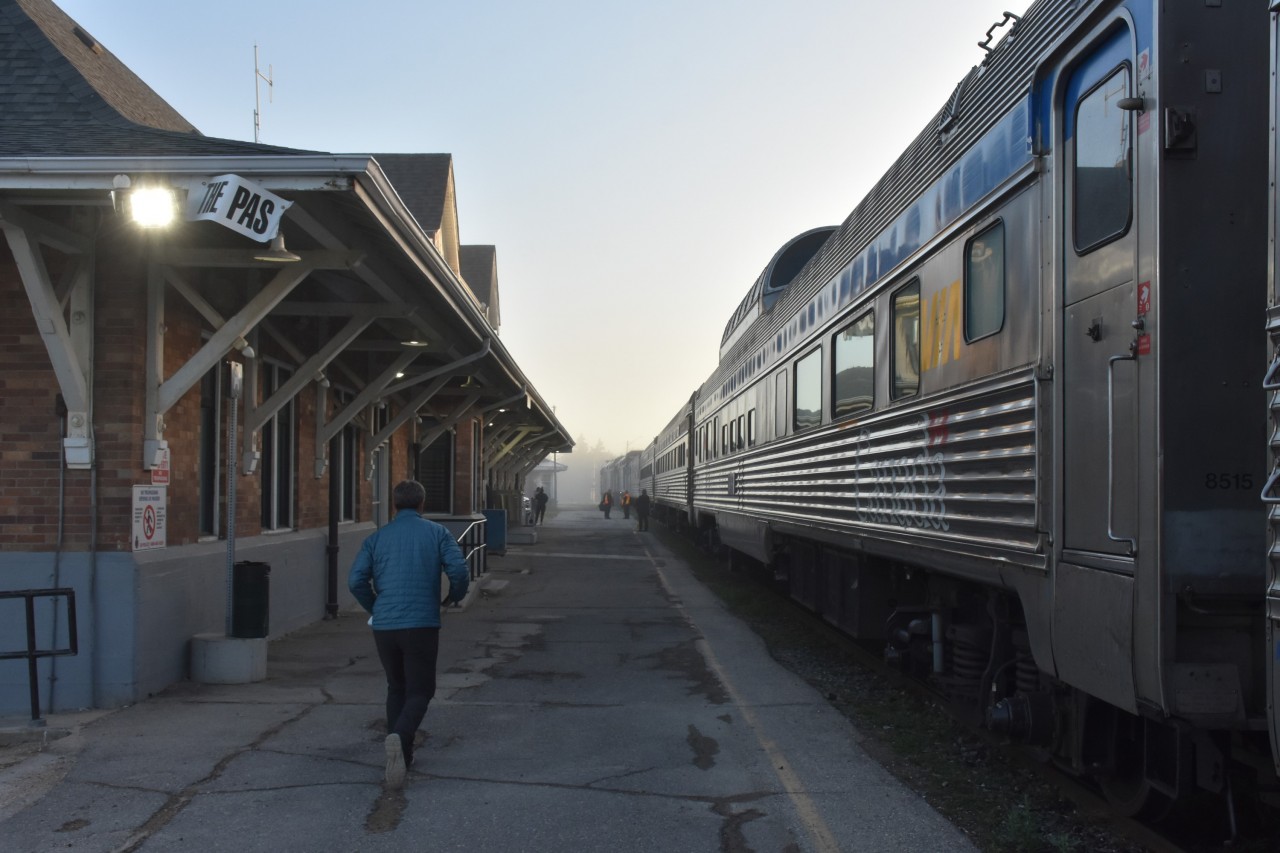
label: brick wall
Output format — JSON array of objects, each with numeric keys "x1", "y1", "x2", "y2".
[
  {"x1": 454, "y1": 416, "x2": 477, "y2": 514},
  {"x1": 0, "y1": 237, "x2": 424, "y2": 553},
  {"x1": 0, "y1": 251, "x2": 71, "y2": 549}
]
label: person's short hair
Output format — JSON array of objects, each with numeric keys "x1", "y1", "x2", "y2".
[{"x1": 392, "y1": 480, "x2": 426, "y2": 510}]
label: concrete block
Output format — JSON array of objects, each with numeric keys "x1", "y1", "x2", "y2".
[
  {"x1": 190, "y1": 634, "x2": 267, "y2": 684},
  {"x1": 507, "y1": 529, "x2": 538, "y2": 545}
]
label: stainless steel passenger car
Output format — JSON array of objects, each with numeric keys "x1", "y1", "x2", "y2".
[
  {"x1": 650, "y1": 395, "x2": 694, "y2": 527},
  {"x1": 637, "y1": 0, "x2": 1279, "y2": 815}
]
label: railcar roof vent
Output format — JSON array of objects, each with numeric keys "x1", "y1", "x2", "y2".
[{"x1": 938, "y1": 66, "x2": 979, "y2": 136}]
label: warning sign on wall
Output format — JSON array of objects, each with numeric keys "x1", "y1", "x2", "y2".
[
  {"x1": 151, "y1": 447, "x2": 170, "y2": 486},
  {"x1": 132, "y1": 485, "x2": 167, "y2": 551}
]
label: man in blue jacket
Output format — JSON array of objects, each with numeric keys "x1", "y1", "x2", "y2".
[{"x1": 348, "y1": 480, "x2": 470, "y2": 788}]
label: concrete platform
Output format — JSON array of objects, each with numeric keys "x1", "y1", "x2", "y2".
[
  {"x1": 506, "y1": 527, "x2": 538, "y2": 545},
  {"x1": 0, "y1": 510, "x2": 976, "y2": 852}
]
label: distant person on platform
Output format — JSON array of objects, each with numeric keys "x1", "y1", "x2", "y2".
[
  {"x1": 621, "y1": 490, "x2": 632, "y2": 519},
  {"x1": 348, "y1": 479, "x2": 469, "y2": 789},
  {"x1": 636, "y1": 489, "x2": 652, "y2": 532},
  {"x1": 534, "y1": 486, "x2": 549, "y2": 525},
  {"x1": 600, "y1": 490, "x2": 613, "y2": 519}
]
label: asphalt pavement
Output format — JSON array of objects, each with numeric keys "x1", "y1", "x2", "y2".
[{"x1": 0, "y1": 507, "x2": 976, "y2": 852}]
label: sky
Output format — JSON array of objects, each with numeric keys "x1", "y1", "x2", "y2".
[{"x1": 57, "y1": 0, "x2": 1024, "y2": 457}]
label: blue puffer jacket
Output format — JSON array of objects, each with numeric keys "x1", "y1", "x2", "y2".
[{"x1": 347, "y1": 511, "x2": 470, "y2": 630}]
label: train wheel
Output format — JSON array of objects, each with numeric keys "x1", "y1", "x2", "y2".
[{"x1": 1097, "y1": 715, "x2": 1173, "y2": 820}]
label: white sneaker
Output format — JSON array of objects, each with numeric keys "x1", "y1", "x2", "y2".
[{"x1": 385, "y1": 733, "x2": 406, "y2": 788}]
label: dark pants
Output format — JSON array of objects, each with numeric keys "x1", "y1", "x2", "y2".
[
  {"x1": 373, "y1": 627, "x2": 440, "y2": 762},
  {"x1": 637, "y1": 512, "x2": 649, "y2": 531},
  {"x1": 623, "y1": 506, "x2": 631, "y2": 519},
  {"x1": 535, "y1": 507, "x2": 546, "y2": 524}
]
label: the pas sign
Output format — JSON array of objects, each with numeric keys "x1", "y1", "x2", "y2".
[{"x1": 186, "y1": 174, "x2": 293, "y2": 242}]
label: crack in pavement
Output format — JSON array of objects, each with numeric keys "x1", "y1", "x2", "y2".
[
  {"x1": 106, "y1": 655, "x2": 372, "y2": 853},
  {"x1": 110, "y1": 701, "x2": 321, "y2": 853}
]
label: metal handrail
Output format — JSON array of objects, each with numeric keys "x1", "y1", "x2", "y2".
[
  {"x1": 1, "y1": 588, "x2": 78, "y2": 724},
  {"x1": 450, "y1": 518, "x2": 488, "y2": 582}
]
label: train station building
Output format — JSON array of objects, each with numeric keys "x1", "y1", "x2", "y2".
[{"x1": 0, "y1": 0, "x2": 571, "y2": 715}]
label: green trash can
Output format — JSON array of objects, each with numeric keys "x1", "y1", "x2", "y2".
[{"x1": 231, "y1": 561, "x2": 270, "y2": 638}]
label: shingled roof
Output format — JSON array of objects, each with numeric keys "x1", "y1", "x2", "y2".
[
  {"x1": 374, "y1": 153, "x2": 462, "y2": 274},
  {"x1": 2, "y1": 0, "x2": 507, "y2": 332},
  {"x1": 459, "y1": 244, "x2": 500, "y2": 332},
  {"x1": 0, "y1": 0, "x2": 318, "y2": 156}
]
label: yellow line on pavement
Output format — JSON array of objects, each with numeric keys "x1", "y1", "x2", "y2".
[{"x1": 645, "y1": 549, "x2": 841, "y2": 853}]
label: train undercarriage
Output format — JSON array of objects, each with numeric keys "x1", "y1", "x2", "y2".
[{"x1": 670, "y1": 509, "x2": 1280, "y2": 828}]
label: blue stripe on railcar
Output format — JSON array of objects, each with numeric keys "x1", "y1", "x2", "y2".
[
  {"x1": 832, "y1": 97, "x2": 1033, "y2": 316},
  {"x1": 1062, "y1": 29, "x2": 1132, "y2": 140},
  {"x1": 1037, "y1": 1, "x2": 1153, "y2": 146}
]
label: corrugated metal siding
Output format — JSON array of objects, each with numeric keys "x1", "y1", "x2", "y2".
[{"x1": 695, "y1": 370, "x2": 1041, "y2": 566}]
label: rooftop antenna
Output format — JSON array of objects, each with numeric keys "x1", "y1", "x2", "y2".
[{"x1": 253, "y1": 44, "x2": 273, "y2": 143}]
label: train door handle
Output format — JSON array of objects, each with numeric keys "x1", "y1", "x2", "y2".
[
  {"x1": 1107, "y1": 353, "x2": 1137, "y2": 556},
  {"x1": 1261, "y1": 468, "x2": 1280, "y2": 504},
  {"x1": 1263, "y1": 354, "x2": 1280, "y2": 390}
]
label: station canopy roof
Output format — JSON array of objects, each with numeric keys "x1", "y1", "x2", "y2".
[{"x1": 0, "y1": 0, "x2": 572, "y2": 463}]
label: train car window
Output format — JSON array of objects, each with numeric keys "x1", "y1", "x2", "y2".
[
  {"x1": 1073, "y1": 66, "x2": 1132, "y2": 253},
  {"x1": 965, "y1": 221, "x2": 1005, "y2": 340},
  {"x1": 833, "y1": 309, "x2": 875, "y2": 419},
  {"x1": 794, "y1": 348, "x2": 822, "y2": 430},
  {"x1": 747, "y1": 410, "x2": 756, "y2": 446},
  {"x1": 775, "y1": 372, "x2": 787, "y2": 438},
  {"x1": 892, "y1": 280, "x2": 921, "y2": 399},
  {"x1": 722, "y1": 423, "x2": 729, "y2": 455},
  {"x1": 736, "y1": 415, "x2": 745, "y2": 449}
]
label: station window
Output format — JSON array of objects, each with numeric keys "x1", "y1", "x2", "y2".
[
  {"x1": 1074, "y1": 66, "x2": 1132, "y2": 253},
  {"x1": 794, "y1": 348, "x2": 822, "y2": 430},
  {"x1": 199, "y1": 363, "x2": 221, "y2": 537},
  {"x1": 334, "y1": 389, "x2": 359, "y2": 522},
  {"x1": 260, "y1": 361, "x2": 295, "y2": 530},
  {"x1": 419, "y1": 431, "x2": 453, "y2": 513},
  {"x1": 892, "y1": 280, "x2": 921, "y2": 399},
  {"x1": 965, "y1": 221, "x2": 1005, "y2": 341},
  {"x1": 833, "y1": 309, "x2": 874, "y2": 419}
]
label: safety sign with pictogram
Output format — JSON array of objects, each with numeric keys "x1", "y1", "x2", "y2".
[{"x1": 132, "y1": 485, "x2": 167, "y2": 551}]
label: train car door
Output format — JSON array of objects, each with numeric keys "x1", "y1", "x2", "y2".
[
  {"x1": 1060, "y1": 29, "x2": 1139, "y2": 566},
  {"x1": 1053, "y1": 25, "x2": 1141, "y2": 713}
]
